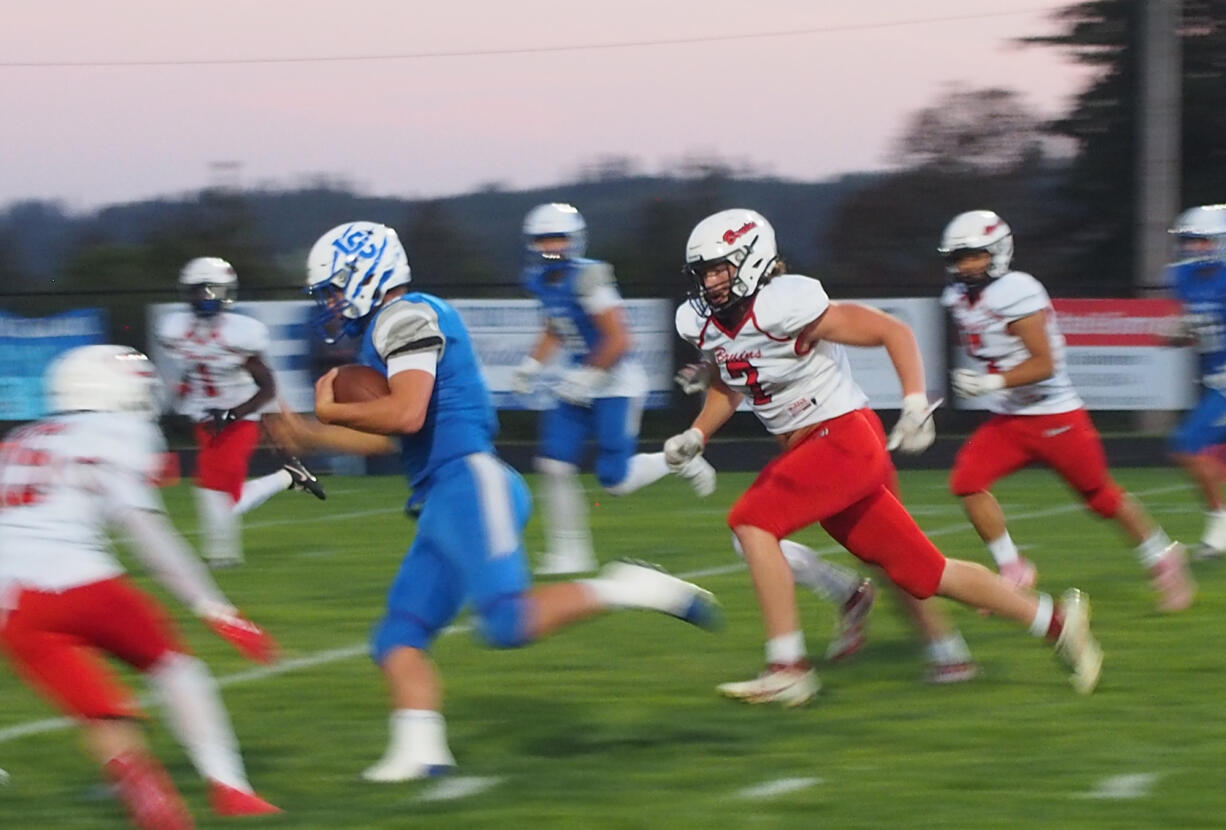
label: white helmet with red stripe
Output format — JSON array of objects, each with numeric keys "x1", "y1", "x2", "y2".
[{"x1": 938, "y1": 210, "x2": 1014, "y2": 278}]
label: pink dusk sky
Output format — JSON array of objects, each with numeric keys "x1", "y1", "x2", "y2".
[{"x1": 0, "y1": 1, "x2": 1090, "y2": 211}]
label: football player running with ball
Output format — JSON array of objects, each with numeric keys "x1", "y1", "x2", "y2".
[
  {"x1": 513, "y1": 203, "x2": 716, "y2": 575},
  {"x1": 155, "y1": 257, "x2": 324, "y2": 568},
  {"x1": 0, "y1": 346, "x2": 281, "y2": 829},
  {"x1": 665, "y1": 208, "x2": 1104, "y2": 706},
  {"x1": 940, "y1": 210, "x2": 1194, "y2": 612},
  {"x1": 274, "y1": 221, "x2": 722, "y2": 782}
]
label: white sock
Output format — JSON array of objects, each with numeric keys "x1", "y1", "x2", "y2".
[
  {"x1": 925, "y1": 632, "x2": 972, "y2": 665},
  {"x1": 1202, "y1": 509, "x2": 1226, "y2": 550},
  {"x1": 386, "y1": 710, "x2": 455, "y2": 767},
  {"x1": 730, "y1": 535, "x2": 860, "y2": 604},
  {"x1": 234, "y1": 470, "x2": 293, "y2": 515},
  {"x1": 1028, "y1": 593, "x2": 1054, "y2": 637},
  {"x1": 603, "y1": 453, "x2": 670, "y2": 496},
  {"x1": 1135, "y1": 528, "x2": 1172, "y2": 568},
  {"x1": 986, "y1": 532, "x2": 1019, "y2": 567},
  {"x1": 765, "y1": 631, "x2": 807, "y2": 665},
  {"x1": 194, "y1": 487, "x2": 241, "y2": 564},
  {"x1": 535, "y1": 458, "x2": 593, "y2": 557},
  {"x1": 149, "y1": 653, "x2": 249, "y2": 792}
]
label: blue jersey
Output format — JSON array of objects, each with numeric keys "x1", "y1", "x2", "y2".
[
  {"x1": 358, "y1": 292, "x2": 498, "y2": 488},
  {"x1": 1171, "y1": 261, "x2": 1226, "y2": 379},
  {"x1": 522, "y1": 258, "x2": 622, "y2": 367}
]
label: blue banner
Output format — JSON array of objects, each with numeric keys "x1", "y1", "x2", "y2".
[{"x1": 0, "y1": 309, "x2": 107, "y2": 420}]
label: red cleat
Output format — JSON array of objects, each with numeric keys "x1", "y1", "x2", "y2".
[
  {"x1": 209, "y1": 781, "x2": 283, "y2": 816},
  {"x1": 104, "y1": 751, "x2": 194, "y2": 830}
]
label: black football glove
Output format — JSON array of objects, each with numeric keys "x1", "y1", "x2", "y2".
[{"x1": 204, "y1": 408, "x2": 239, "y2": 434}]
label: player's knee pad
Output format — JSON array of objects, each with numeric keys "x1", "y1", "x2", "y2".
[
  {"x1": 370, "y1": 612, "x2": 436, "y2": 663},
  {"x1": 475, "y1": 594, "x2": 530, "y2": 649},
  {"x1": 1083, "y1": 482, "x2": 1123, "y2": 518},
  {"x1": 535, "y1": 457, "x2": 579, "y2": 477}
]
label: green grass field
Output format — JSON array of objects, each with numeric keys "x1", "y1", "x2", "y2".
[{"x1": 2, "y1": 467, "x2": 1224, "y2": 829}]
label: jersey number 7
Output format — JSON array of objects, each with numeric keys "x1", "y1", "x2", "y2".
[{"x1": 725, "y1": 359, "x2": 772, "y2": 405}]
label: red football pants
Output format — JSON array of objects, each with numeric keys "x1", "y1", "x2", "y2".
[
  {"x1": 194, "y1": 419, "x2": 260, "y2": 502},
  {"x1": 0, "y1": 577, "x2": 185, "y2": 719},
  {"x1": 950, "y1": 409, "x2": 1123, "y2": 518},
  {"x1": 727, "y1": 409, "x2": 947, "y2": 598}
]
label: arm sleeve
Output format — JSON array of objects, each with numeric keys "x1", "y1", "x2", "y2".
[
  {"x1": 991, "y1": 272, "x2": 1049, "y2": 321},
  {"x1": 371, "y1": 302, "x2": 446, "y2": 377},
  {"x1": 112, "y1": 507, "x2": 231, "y2": 615},
  {"x1": 573, "y1": 262, "x2": 622, "y2": 316}
]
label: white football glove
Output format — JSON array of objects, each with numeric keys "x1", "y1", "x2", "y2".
[
  {"x1": 886, "y1": 393, "x2": 937, "y2": 455},
  {"x1": 553, "y1": 365, "x2": 607, "y2": 406},
  {"x1": 511, "y1": 356, "x2": 543, "y2": 396},
  {"x1": 674, "y1": 361, "x2": 713, "y2": 396},
  {"x1": 951, "y1": 368, "x2": 1006, "y2": 399},
  {"x1": 663, "y1": 427, "x2": 706, "y2": 471}
]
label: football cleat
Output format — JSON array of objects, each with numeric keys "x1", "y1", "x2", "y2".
[
  {"x1": 674, "y1": 455, "x2": 717, "y2": 497},
  {"x1": 826, "y1": 578, "x2": 875, "y2": 662},
  {"x1": 1190, "y1": 542, "x2": 1223, "y2": 561},
  {"x1": 717, "y1": 661, "x2": 820, "y2": 707},
  {"x1": 104, "y1": 751, "x2": 194, "y2": 830},
  {"x1": 1149, "y1": 542, "x2": 1195, "y2": 612},
  {"x1": 998, "y1": 557, "x2": 1038, "y2": 590},
  {"x1": 536, "y1": 548, "x2": 598, "y2": 576},
  {"x1": 1054, "y1": 588, "x2": 1103, "y2": 694},
  {"x1": 924, "y1": 660, "x2": 980, "y2": 685},
  {"x1": 283, "y1": 456, "x2": 326, "y2": 500},
  {"x1": 599, "y1": 559, "x2": 724, "y2": 631},
  {"x1": 361, "y1": 754, "x2": 455, "y2": 783},
  {"x1": 208, "y1": 781, "x2": 282, "y2": 816}
]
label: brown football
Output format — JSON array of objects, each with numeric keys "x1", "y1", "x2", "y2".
[{"x1": 330, "y1": 364, "x2": 390, "y2": 403}]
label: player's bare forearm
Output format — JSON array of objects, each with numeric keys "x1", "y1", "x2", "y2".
[
  {"x1": 315, "y1": 368, "x2": 433, "y2": 436},
  {"x1": 584, "y1": 308, "x2": 632, "y2": 370},
  {"x1": 268, "y1": 409, "x2": 396, "y2": 456},
  {"x1": 531, "y1": 330, "x2": 563, "y2": 363},
  {"x1": 1003, "y1": 313, "x2": 1054, "y2": 386},
  {"x1": 692, "y1": 378, "x2": 741, "y2": 438},
  {"x1": 809, "y1": 303, "x2": 926, "y2": 396}
]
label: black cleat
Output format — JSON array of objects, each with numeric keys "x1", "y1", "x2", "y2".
[{"x1": 283, "y1": 457, "x2": 326, "y2": 501}]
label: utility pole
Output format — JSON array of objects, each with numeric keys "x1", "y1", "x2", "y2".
[{"x1": 1135, "y1": 0, "x2": 1181, "y2": 294}]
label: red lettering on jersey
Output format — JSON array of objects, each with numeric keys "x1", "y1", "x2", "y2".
[
  {"x1": 721, "y1": 222, "x2": 758, "y2": 245},
  {"x1": 713, "y1": 346, "x2": 762, "y2": 364}
]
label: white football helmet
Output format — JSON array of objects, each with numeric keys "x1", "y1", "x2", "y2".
[
  {"x1": 46, "y1": 345, "x2": 161, "y2": 417},
  {"x1": 179, "y1": 257, "x2": 237, "y2": 317},
  {"x1": 1169, "y1": 204, "x2": 1226, "y2": 265},
  {"x1": 305, "y1": 221, "x2": 411, "y2": 343},
  {"x1": 938, "y1": 210, "x2": 1014, "y2": 279},
  {"x1": 523, "y1": 203, "x2": 587, "y2": 260},
  {"x1": 683, "y1": 209, "x2": 778, "y2": 314}
]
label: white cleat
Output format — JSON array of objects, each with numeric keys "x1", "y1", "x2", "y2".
[
  {"x1": 1055, "y1": 588, "x2": 1103, "y2": 695},
  {"x1": 924, "y1": 660, "x2": 980, "y2": 685},
  {"x1": 675, "y1": 455, "x2": 717, "y2": 498},
  {"x1": 1191, "y1": 543, "x2": 1224, "y2": 561},
  {"x1": 535, "y1": 549, "x2": 598, "y2": 576},
  {"x1": 1149, "y1": 542, "x2": 1195, "y2": 613},
  {"x1": 717, "y1": 661, "x2": 820, "y2": 707},
  {"x1": 599, "y1": 559, "x2": 723, "y2": 631},
  {"x1": 362, "y1": 758, "x2": 455, "y2": 783}
]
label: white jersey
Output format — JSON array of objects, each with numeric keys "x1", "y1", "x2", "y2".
[
  {"x1": 676, "y1": 274, "x2": 869, "y2": 434},
  {"x1": 0, "y1": 412, "x2": 165, "y2": 594},
  {"x1": 155, "y1": 310, "x2": 270, "y2": 421},
  {"x1": 941, "y1": 270, "x2": 1082, "y2": 415}
]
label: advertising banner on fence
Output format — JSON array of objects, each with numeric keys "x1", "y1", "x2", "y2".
[
  {"x1": 841, "y1": 297, "x2": 946, "y2": 409},
  {"x1": 0, "y1": 309, "x2": 107, "y2": 420},
  {"x1": 952, "y1": 298, "x2": 1196, "y2": 411}
]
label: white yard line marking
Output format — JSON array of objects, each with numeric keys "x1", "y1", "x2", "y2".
[
  {"x1": 1073, "y1": 773, "x2": 1160, "y2": 800},
  {"x1": 736, "y1": 777, "x2": 822, "y2": 799},
  {"x1": 417, "y1": 775, "x2": 504, "y2": 802},
  {"x1": 0, "y1": 483, "x2": 1190, "y2": 746}
]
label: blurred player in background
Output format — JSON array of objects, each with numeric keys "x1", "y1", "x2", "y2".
[
  {"x1": 271, "y1": 220, "x2": 721, "y2": 782},
  {"x1": 156, "y1": 257, "x2": 324, "y2": 568},
  {"x1": 666, "y1": 208, "x2": 1103, "y2": 706},
  {"x1": 512, "y1": 203, "x2": 716, "y2": 575},
  {"x1": 1165, "y1": 205, "x2": 1226, "y2": 558},
  {"x1": 940, "y1": 210, "x2": 1194, "y2": 612},
  {"x1": 674, "y1": 360, "x2": 976, "y2": 684},
  {"x1": 0, "y1": 345, "x2": 280, "y2": 829}
]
